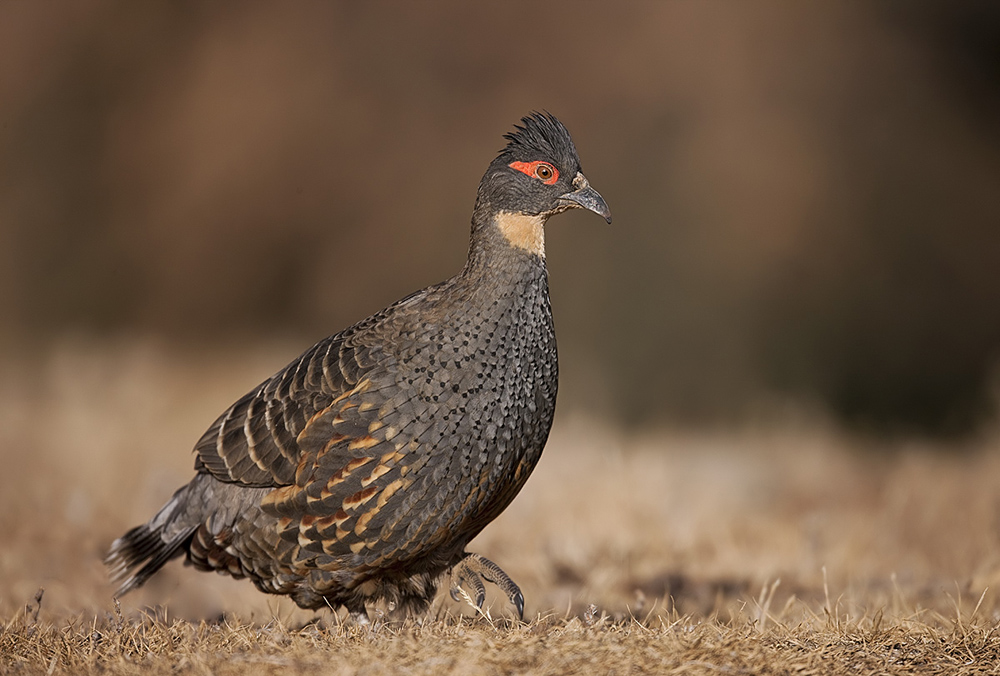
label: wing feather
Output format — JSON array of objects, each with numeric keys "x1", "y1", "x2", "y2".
[{"x1": 193, "y1": 332, "x2": 380, "y2": 487}]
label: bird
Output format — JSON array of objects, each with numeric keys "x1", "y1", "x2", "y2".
[{"x1": 105, "y1": 112, "x2": 611, "y2": 623}]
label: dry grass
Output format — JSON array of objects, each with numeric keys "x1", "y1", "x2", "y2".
[
  {"x1": 5, "y1": 605, "x2": 1000, "y2": 676},
  {"x1": 3, "y1": 337, "x2": 1000, "y2": 674}
]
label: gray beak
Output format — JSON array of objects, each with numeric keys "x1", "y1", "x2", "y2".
[{"x1": 559, "y1": 174, "x2": 612, "y2": 224}]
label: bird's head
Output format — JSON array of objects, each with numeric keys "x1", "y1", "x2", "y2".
[{"x1": 473, "y1": 113, "x2": 611, "y2": 257}]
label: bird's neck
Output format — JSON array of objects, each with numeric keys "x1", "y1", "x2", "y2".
[
  {"x1": 491, "y1": 211, "x2": 546, "y2": 258},
  {"x1": 465, "y1": 209, "x2": 547, "y2": 274}
]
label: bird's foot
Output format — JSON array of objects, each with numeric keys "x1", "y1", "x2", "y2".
[{"x1": 449, "y1": 553, "x2": 524, "y2": 620}]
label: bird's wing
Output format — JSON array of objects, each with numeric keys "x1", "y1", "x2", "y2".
[
  {"x1": 195, "y1": 284, "x2": 480, "y2": 567},
  {"x1": 193, "y1": 325, "x2": 394, "y2": 488}
]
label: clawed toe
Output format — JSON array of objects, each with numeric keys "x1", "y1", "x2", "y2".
[
  {"x1": 449, "y1": 553, "x2": 524, "y2": 619},
  {"x1": 511, "y1": 588, "x2": 524, "y2": 619},
  {"x1": 450, "y1": 562, "x2": 487, "y2": 608}
]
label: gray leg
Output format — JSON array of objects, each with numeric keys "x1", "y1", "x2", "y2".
[{"x1": 449, "y1": 553, "x2": 524, "y2": 619}]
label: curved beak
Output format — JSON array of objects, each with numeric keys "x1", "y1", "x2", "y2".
[{"x1": 559, "y1": 173, "x2": 612, "y2": 224}]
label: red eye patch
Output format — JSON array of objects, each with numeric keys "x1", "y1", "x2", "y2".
[{"x1": 509, "y1": 160, "x2": 559, "y2": 185}]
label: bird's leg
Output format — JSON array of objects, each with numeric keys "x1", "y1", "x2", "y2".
[
  {"x1": 344, "y1": 600, "x2": 370, "y2": 626},
  {"x1": 449, "y1": 553, "x2": 524, "y2": 620}
]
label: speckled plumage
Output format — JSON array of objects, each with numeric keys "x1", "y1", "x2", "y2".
[{"x1": 106, "y1": 113, "x2": 610, "y2": 619}]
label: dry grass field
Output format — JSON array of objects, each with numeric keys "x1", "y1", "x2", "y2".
[{"x1": 3, "y1": 338, "x2": 1000, "y2": 674}]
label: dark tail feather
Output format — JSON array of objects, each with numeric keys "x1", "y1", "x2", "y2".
[{"x1": 105, "y1": 487, "x2": 199, "y2": 597}]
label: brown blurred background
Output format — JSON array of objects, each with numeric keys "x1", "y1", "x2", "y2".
[{"x1": 2, "y1": 1, "x2": 999, "y2": 436}]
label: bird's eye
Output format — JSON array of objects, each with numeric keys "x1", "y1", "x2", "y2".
[{"x1": 508, "y1": 160, "x2": 560, "y2": 185}]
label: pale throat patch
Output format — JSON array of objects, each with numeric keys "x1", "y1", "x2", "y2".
[{"x1": 495, "y1": 211, "x2": 546, "y2": 257}]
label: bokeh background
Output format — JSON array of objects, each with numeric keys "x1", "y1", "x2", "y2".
[
  {"x1": 3, "y1": 0, "x2": 1000, "y2": 623},
  {"x1": 3, "y1": 1, "x2": 1000, "y2": 434}
]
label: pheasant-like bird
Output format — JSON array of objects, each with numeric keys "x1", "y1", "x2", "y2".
[{"x1": 106, "y1": 113, "x2": 611, "y2": 622}]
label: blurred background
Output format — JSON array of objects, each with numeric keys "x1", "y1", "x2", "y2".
[
  {"x1": 3, "y1": 0, "x2": 1000, "y2": 435},
  {"x1": 3, "y1": 0, "x2": 1000, "y2": 622}
]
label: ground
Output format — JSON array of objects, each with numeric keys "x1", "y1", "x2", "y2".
[{"x1": 2, "y1": 339, "x2": 1000, "y2": 674}]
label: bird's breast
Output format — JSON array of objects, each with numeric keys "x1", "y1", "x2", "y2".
[{"x1": 387, "y1": 272, "x2": 557, "y2": 507}]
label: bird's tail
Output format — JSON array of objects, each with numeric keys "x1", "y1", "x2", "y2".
[{"x1": 105, "y1": 480, "x2": 202, "y2": 597}]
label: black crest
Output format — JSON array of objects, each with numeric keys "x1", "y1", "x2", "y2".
[{"x1": 500, "y1": 112, "x2": 579, "y2": 166}]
